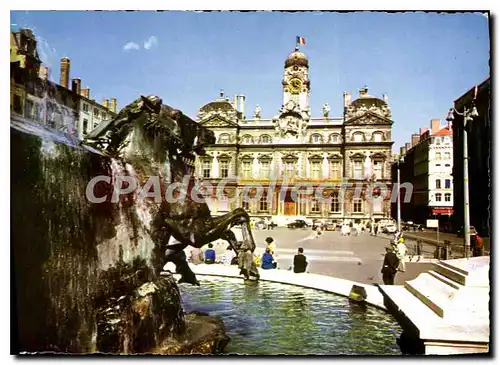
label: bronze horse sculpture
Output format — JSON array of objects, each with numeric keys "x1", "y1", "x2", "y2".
[{"x1": 85, "y1": 95, "x2": 260, "y2": 285}]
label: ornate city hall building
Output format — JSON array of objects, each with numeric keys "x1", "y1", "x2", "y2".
[{"x1": 194, "y1": 47, "x2": 394, "y2": 225}]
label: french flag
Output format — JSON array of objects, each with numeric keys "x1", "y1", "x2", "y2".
[{"x1": 296, "y1": 36, "x2": 306, "y2": 46}]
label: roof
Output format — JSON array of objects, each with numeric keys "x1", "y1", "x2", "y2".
[
  {"x1": 200, "y1": 99, "x2": 236, "y2": 113},
  {"x1": 433, "y1": 126, "x2": 452, "y2": 136},
  {"x1": 285, "y1": 50, "x2": 309, "y2": 68}
]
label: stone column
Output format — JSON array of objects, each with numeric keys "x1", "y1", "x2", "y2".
[
  {"x1": 322, "y1": 153, "x2": 329, "y2": 178},
  {"x1": 211, "y1": 152, "x2": 219, "y2": 179},
  {"x1": 297, "y1": 153, "x2": 303, "y2": 178},
  {"x1": 252, "y1": 153, "x2": 259, "y2": 179}
]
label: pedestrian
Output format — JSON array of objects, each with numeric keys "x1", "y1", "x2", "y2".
[
  {"x1": 293, "y1": 247, "x2": 308, "y2": 273},
  {"x1": 374, "y1": 224, "x2": 379, "y2": 236},
  {"x1": 473, "y1": 234, "x2": 484, "y2": 257},
  {"x1": 381, "y1": 246, "x2": 400, "y2": 285},
  {"x1": 189, "y1": 247, "x2": 204, "y2": 265},
  {"x1": 204, "y1": 243, "x2": 216, "y2": 264},
  {"x1": 265, "y1": 237, "x2": 276, "y2": 255},
  {"x1": 396, "y1": 238, "x2": 407, "y2": 272}
]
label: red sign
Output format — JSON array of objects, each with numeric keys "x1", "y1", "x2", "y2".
[{"x1": 432, "y1": 208, "x2": 454, "y2": 215}]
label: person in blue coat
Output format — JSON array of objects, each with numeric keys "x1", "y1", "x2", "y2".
[
  {"x1": 261, "y1": 248, "x2": 277, "y2": 269},
  {"x1": 204, "y1": 243, "x2": 216, "y2": 264}
]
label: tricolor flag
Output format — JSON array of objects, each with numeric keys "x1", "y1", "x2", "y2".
[{"x1": 296, "y1": 36, "x2": 306, "y2": 46}]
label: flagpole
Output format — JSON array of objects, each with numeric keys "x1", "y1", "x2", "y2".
[{"x1": 295, "y1": 37, "x2": 299, "y2": 51}]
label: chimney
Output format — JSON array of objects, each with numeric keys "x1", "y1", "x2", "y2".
[
  {"x1": 102, "y1": 98, "x2": 109, "y2": 109},
  {"x1": 343, "y1": 91, "x2": 351, "y2": 107},
  {"x1": 38, "y1": 65, "x2": 49, "y2": 81},
  {"x1": 419, "y1": 127, "x2": 428, "y2": 135},
  {"x1": 359, "y1": 86, "x2": 368, "y2": 97},
  {"x1": 405, "y1": 142, "x2": 411, "y2": 151},
  {"x1": 110, "y1": 97, "x2": 117, "y2": 113},
  {"x1": 240, "y1": 94, "x2": 245, "y2": 118},
  {"x1": 411, "y1": 133, "x2": 420, "y2": 147},
  {"x1": 60, "y1": 57, "x2": 70, "y2": 89},
  {"x1": 80, "y1": 88, "x2": 90, "y2": 99},
  {"x1": 233, "y1": 95, "x2": 239, "y2": 112},
  {"x1": 430, "y1": 119, "x2": 441, "y2": 134},
  {"x1": 71, "y1": 78, "x2": 81, "y2": 95},
  {"x1": 383, "y1": 94, "x2": 388, "y2": 103}
]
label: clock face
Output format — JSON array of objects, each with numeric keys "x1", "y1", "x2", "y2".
[{"x1": 289, "y1": 78, "x2": 302, "y2": 94}]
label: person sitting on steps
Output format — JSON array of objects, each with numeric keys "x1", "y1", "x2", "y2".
[
  {"x1": 204, "y1": 243, "x2": 216, "y2": 264},
  {"x1": 261, "y1": 248, "x2": 277, "y2": 269},
  {"x1": 293, "y1": 247, "x2": 308, "y2": 273}
]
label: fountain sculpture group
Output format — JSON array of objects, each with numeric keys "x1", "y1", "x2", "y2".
[{"x1": 11, "y1": 93, "x2": 259, "y2": 354}]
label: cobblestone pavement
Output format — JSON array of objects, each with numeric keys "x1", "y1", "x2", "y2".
[{"x1": 207, "y1": 227, "x2": 394, "y2": 285}]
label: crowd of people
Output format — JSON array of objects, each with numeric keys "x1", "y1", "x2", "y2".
[{"x1": 187, "y1": 236, "x2": 308, "y2": 274}]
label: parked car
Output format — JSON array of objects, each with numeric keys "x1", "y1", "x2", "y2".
[
  {"x1": 457, "y1": 226, "x2": 478, "y2": 237},
  {"x1": 254, "y1": 220, "x2": 267, "y2": 230},
  {"x1": 324, "y1": 221, "x2": 337, "y2": 231},
  {"x1": 287, "y1": 219, "x2": 308, "y2": 229},
  {"x1": 383, "y1": 224, "x2": 397, "y2": 234}
]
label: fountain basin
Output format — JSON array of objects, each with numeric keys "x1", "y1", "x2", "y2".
[
  {"x1": 167, "y1": 263, "x2": 386, "y2": 310},
  {"x1": 179, "y1": 277, "x2": 402, "y2": 355}
]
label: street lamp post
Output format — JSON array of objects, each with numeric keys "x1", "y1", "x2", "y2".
[
  {"x1": 396, "y1": 156, "x2": 404, "y2": 233},
  {"x1": 446, "y1": 102, "x2": 478, "y2": 258}
]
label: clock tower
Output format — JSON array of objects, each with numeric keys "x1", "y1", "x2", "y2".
[{"x1": 282, "y1": 47, "x2": 310, "y2": 115}]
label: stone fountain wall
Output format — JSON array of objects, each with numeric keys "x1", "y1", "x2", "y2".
[{"x1": 11, "y1": 120, "x2": 190, "y2": 354}]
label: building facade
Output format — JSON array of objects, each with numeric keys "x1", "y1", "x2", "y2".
[
  {"x1": 452, "y1": 78, "x2": 491, "y2": 237},
  {"x1": 10, "y1": 28, "x2": 117, "y2": 139},
  {"x1": 391, "y1": 119, "x2": 454, "y2": 230},
  {"x1": 195, "y1": 48, "x2": 394, "y2": 225}
]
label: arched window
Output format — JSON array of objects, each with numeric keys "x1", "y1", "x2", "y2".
[
  {"x1": 311, "y1": 134, "x2": 323, "y2": 143},
  {"x1": 242, "y1": 135, "x2": 253, "y2": 144},
  {"x1": 329, "y1": 133, "x2": 341, "y2": 144},
  {"x1": 372, "y1": 132, "x2": 384, "y2": 142},
  {"x1": 261, "y1": 134, "x2": 272, "y2": 144},
  {"x1": 436, "y1": 179, "x2": 441, "y2": 189},
  {"x1": 434, "y1": 137, "x2": 441, "y2": 145},
  {"x1": 218, "y1": 133, "x2": 230, "y2": 144},
  {"x1": 352, "y1": 132, "x2": 364, "y2": 143}
]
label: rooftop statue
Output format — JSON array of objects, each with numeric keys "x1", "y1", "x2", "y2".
[{"x1": 86, "y1": 95, "x2": 260, "y2": 285}]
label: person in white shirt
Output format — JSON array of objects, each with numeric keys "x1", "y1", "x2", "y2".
[
  {"x1": 396, "y1": 238, "x2": 407, "y2": 272},
  {"x1": 219, "y1": 245, "x2": 237, "y2": 265}
]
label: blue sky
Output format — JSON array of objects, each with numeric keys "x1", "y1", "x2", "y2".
[{"x1": 11, "y1": 11, "x2": 490, "y2": 150}]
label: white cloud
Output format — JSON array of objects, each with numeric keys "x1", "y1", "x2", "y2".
[
  {"x1": 143, "y1": 36, "x2": 158, "y2": 50},
  {"x1": 123, "y1": 42, "x2": 140, "y2": 51}
]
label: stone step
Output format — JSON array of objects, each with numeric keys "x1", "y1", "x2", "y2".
[
  {"x1": 439, "y1": 260, "x2": 470, "y2": 276},
  {"x1": 405, "y1": 273, "x2": 458, "y2": 318},
  {"x1": 433, "y1": 263, "x2": 467, "y2": 286},
  {"x1": 428, "y1": 270, "x2": 462, "y2": 290}
]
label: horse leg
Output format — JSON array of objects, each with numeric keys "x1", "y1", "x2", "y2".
[
  {"x1": 165, "y1": 246, "x2": 200, "y2": 286},
  {"x1": 151, "y1": 211, "x2": 199, "y2": 286}
]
